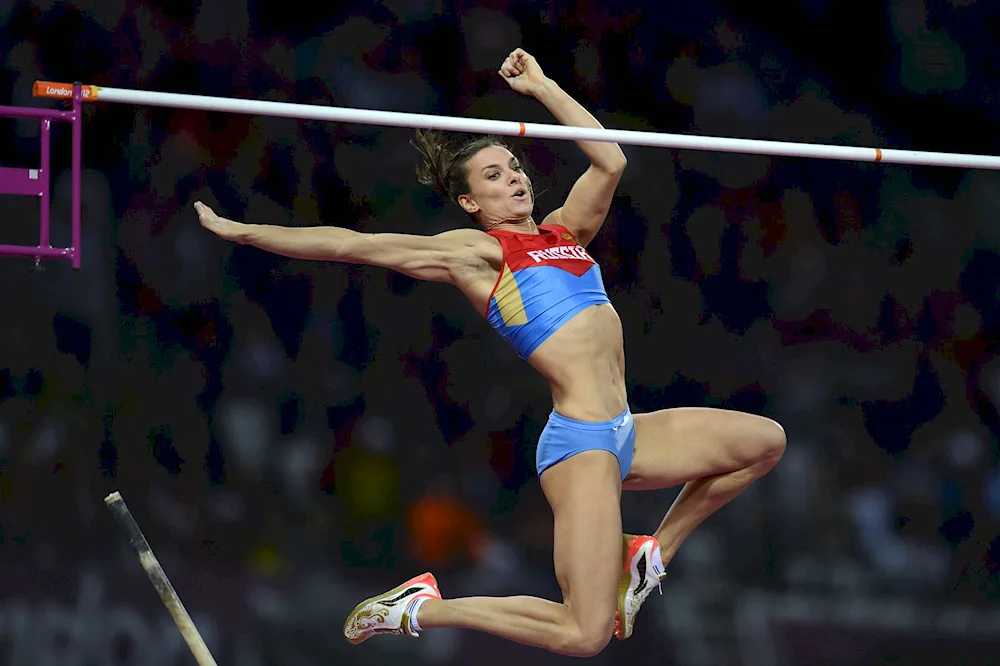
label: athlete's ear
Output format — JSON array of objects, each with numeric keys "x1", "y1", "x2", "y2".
[{"x1": 458, "y1": 193, "x2": 479, "y2": 214}]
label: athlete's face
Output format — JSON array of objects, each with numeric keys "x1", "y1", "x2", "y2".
[{"x1": 458, "y1": 145, "x2": 533, "y2": 227}]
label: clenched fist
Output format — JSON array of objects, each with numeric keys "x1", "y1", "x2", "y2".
[{"x1": 499, "y1": 48, "x2": 549, "y2": 97}]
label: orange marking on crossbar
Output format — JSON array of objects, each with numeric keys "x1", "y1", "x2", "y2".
[
  {"x1": 32, "y1": 81, "x2": 99, "y2": 101},
  {"x1": 875, "y1": 148, "x2": 883, "y2": 163},
  {"x1": 518, "y1": 122, "x2": 526, "y2": 136}
]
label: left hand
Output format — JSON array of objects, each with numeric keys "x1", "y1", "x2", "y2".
[
  {"x1": 499, "y1": 48, "x2": 548, "y2": 97},
  {"x1": 195, "y1": 201, "x2": 248, "y2": 243}
]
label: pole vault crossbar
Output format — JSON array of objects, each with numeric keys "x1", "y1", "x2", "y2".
[{"x1": 32, "y1": 80, "x2": 1000, "y2": 171}]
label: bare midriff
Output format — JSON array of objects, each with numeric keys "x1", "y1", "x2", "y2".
[
  {"x1": 458, "y1": 232, "x2": 627, "y2": 423},
  {"x1": 525, "y1": 303, "x2": 627, "y2": 422}
]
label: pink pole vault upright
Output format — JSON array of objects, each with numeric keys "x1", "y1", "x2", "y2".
[{"x1": 0, "y1": 82, "x2": 83, "y2": 269}]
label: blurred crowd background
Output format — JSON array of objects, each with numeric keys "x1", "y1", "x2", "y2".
[{"x1": 2, "y1": 1, "x2": 1000, "y2": 664}]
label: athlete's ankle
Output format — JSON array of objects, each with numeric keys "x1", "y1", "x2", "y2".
[
  {"x1": 413, "y1": 597, "x2": 444, "y2": 628},
  {"x1": 653, "y1": 537, "x2": 674, "y2": 571},
  {"x1": 407, "y1": 596, "x2": 427, "y2": 634},
  {"x1": 650, "y1": 542, "x2": 666, "y2": 575}
]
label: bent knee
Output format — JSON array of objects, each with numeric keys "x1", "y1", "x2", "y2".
[
  {"x1": 561, "y1": 619, "x2": 613, "y2": 658},
  {"x1": 757, "y1": 417, "x2": 786, "y2": 465}
]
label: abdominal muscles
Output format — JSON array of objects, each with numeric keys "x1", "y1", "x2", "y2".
[{"x1": 527, "y1": 304, "x2": 628, "y2": 421}]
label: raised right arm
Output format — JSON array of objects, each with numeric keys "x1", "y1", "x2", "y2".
[{"x1": 194, "y1": 201, "x2": 492, "y2": 283}]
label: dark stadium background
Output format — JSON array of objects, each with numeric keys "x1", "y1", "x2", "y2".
[{"x1": 1, "y1": 1, "x2": 999, "y2": 664}]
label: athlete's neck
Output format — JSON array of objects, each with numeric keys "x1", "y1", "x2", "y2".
[{"x1": 484, "y1": 216, "x2": 537, "y2": 234}]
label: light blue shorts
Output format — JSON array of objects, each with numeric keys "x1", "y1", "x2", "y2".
[{"x1": 536, "y1": 409, "x2": 635, "y2": 481}]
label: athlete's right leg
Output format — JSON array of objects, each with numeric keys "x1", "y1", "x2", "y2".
[{"x1": 398, "y1": 451, "x2": 623, "y2": 657}]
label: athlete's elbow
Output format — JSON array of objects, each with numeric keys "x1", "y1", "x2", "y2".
[
  {"x1": 596, "y1": 153, "x2": 626, "y2": 175},
  {"x1": 613, "y1": 152, "x2": 627, "y2": 172},
  {"x1": 328, "y1": 231, "x2": 373, "y2": 263}
]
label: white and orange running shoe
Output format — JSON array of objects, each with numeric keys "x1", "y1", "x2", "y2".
[
  {"x1": 343, "y1": 572, "x2": 442, "y2": 644},
  {"x1": 614, "y1": 534, "x2": 665, "y2": 640}
]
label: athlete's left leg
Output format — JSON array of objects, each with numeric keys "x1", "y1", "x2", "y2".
[{"x1": 624, "y1": 407, "x2": 786, "y2": 568}]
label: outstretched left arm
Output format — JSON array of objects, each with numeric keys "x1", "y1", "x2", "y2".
[{"x1": 500, "y1": 49, "x2": 626, "y2": 247}]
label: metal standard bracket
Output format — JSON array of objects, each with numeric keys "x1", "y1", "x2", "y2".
[{"x1": 0, "y1": 82, "x2": 83, "y2": 269}]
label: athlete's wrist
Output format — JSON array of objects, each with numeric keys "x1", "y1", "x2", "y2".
[{"x1": 531, "y1": 77, "x2": 561, "y2": 103}]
